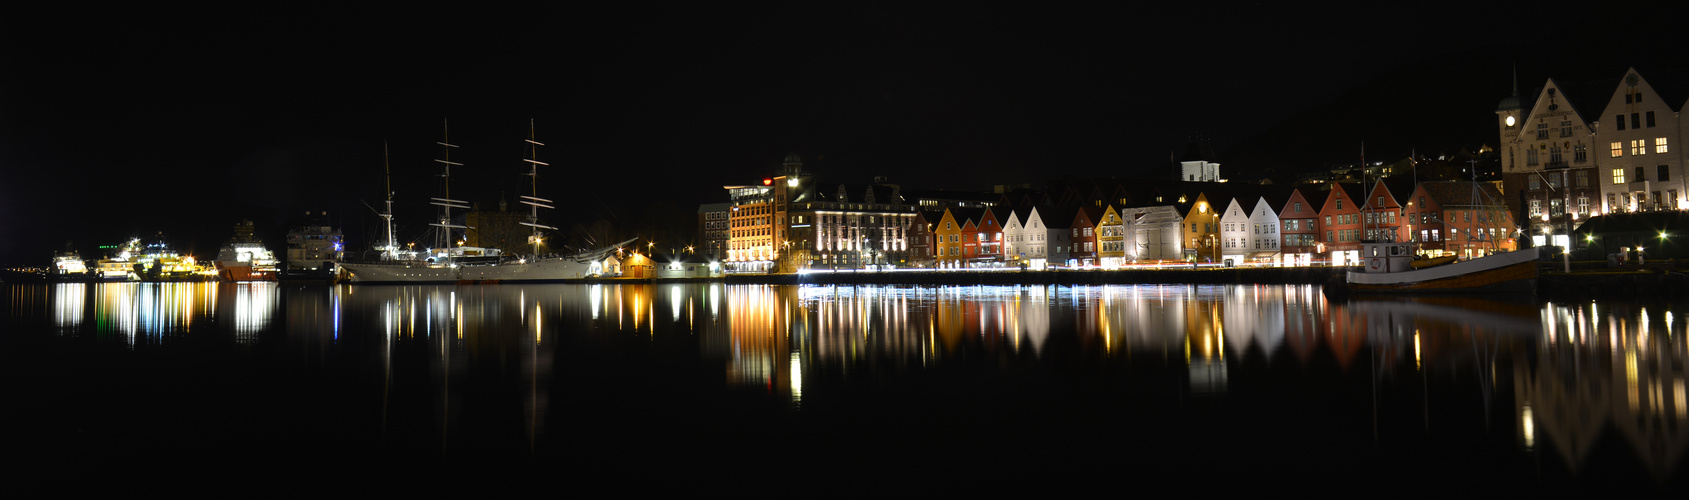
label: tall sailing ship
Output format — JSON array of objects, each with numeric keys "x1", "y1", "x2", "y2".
[{"x1": 339, "y1": 120, "x2": 631, "y2": 284}]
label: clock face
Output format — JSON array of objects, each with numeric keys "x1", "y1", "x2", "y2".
[{"x1": 1506, "y1": 115, "x2": 1516, "y2": 127}]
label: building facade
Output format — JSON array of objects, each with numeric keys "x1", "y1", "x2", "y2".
[
  {"x1": 1499, "y1": 77, "x2": 1599, "y2": 251},
  {"x1": 1597, "y1": 68, "x2": 1685, "y2": 218}
]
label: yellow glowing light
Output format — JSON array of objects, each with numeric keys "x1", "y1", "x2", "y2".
[
  {"x1": 1413, "y1": 331, "x2": 1421, "y2": 369},
  {"x1": 1521, "y1": 405, "x2": 1534, "y2": 448}
]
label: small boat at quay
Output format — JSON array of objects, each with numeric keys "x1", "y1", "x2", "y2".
[{"x1": 1345, "y1": 240, "x2": 1540, "y2": 293}]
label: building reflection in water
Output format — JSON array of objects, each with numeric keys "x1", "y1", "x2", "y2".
[
  {"x1": 13, "y1": 279, "x2": 1689, "y2": 483},
  {"x1": 1520, "y1": 300, "x2": 1689, "y2": 480}
]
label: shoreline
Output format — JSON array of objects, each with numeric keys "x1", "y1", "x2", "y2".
[{"x1": 11, "y1": 265, "x2": 1684, "y2": 297}]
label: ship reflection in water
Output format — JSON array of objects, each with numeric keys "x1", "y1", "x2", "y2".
[{"x1": 5, "y1": 282, "x2": 1687, "y2": 490}]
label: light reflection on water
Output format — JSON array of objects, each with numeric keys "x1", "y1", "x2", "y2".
[{"x1": 7, "y1": 282, "x2": 1689, "y2": 487}]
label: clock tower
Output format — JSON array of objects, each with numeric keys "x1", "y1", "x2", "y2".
[{"x1": 1496, "y1": 67, "x2": 1524, "y2": 173}]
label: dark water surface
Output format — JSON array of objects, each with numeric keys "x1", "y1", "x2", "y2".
[{"x1": 5, "y1": 282, "x2": 1686, "y2": 493}]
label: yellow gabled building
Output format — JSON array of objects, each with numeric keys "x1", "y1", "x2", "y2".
[{"x1": 1097, "y1": 204, "x2": 1126, "y2": 268}]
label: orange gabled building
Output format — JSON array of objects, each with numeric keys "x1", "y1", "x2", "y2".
[
  {"x1": 1179, "y1": 193, "x2": 1220, "y2": 263},
  {"x1": 934, "y1": 208, "x2": 966, "y2": 268}
]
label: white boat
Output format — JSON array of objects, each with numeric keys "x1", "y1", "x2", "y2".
[
  {"x1": 215, "y1": 220, "x2": 279, "y2": 282},
  {"x1": 339, "y1": 120, "x2": 634, "y2": 283},
  {"x1": 52, "y1": 248, "x2": 90, "y2": 280},
  {"x1": 1346, "y1": 241, "x2": 1540, "y2": 293}
]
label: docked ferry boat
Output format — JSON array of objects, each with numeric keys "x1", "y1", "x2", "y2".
[
  {"x1": 52, "y1": 249, "x2": 91, "y2": 280},
  {"x1": 215, "y1": 220, "x2": 279, "y2": 282},
  {"x1": 95, "y1": 236, "x2": 210, "y2": 281},
  {"x1": 282, "y1": 215, "x2": 344, "y2": 281},
  {"x1": 1346, "y1": 240, "x2": 1540, "y2": 293}
]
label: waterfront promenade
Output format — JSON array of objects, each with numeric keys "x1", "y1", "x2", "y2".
[{"x1": 724, "y1": 267, "x2": 1341, "y2": 286}]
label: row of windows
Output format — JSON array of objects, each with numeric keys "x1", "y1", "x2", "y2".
[
  {"x1": 1611, "y1": 138, "x2": 1667, "y2": 157},
  {"x1": 1222, "y1": 238, "x2": 1280, "y2": 250},
  {"x1": 1526, "y1": 143, "x2": 1588, "y2": 165},
  {"x1": 1527, "y1": 198, "x2": 1592, "y2": 217},
  {"x1": 1608, "y1": 191, "x2": 1681, "y2": 211},
  {"x1": 1614, "y1": 111, "x2": 1656, "y2": 131},
  {"x1": 1529, "y1": 170, "x2": 1590, "y2": 189},
  {"x1": 1612, "y1": 165, "x2": 1673, "y2": 184}
]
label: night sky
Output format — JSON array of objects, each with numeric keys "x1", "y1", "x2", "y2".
[{"x1": 0, "y1": 5, "x2": 1660, "y2": 265}]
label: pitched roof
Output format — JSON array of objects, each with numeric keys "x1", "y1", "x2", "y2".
[{"x1": 1418, "y1": 181, "x2": 1506, "y2": 208}]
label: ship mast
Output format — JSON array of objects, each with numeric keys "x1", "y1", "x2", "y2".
[
  {"x1": 518, "y1": 119, "x2": 557, "y2": 258},
  {"x1": 378, "y1": 142, "x2": 401, "y2": 261},
  {"x1": 430, "y1": 119, "x2": 471, "y2": 253}
]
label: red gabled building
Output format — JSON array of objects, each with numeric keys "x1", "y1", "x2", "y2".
[
  {"x1": 1068, "y1": 206, "x2": 1102, "y2": 267},
  {"x1": 1319, "y1": 183, "x2": 1366, "y2": 265},
  {"x1": 974, "y1": 206, "x2": 1009, "y2": 265},
  {"x1": 1359, "y1": 177, "x2": 1415, "y2": 243},
  {"x1": 1280, "y1": 187, "x2": 1321, "y2": 266},
  {"x1": 1408, "y1": 181, "x2": 1517, "y2": 259},
  {"x1": 908, "y1": 210, "x2": 942, "y2": 268}
]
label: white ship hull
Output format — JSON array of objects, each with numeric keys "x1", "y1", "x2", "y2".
[
  {"x1": 339, "y1": 239, "x2": 635, "y2": 284},
  {"x1": 340, "y1": 256, "x2": 601, "y2": 283},
  {"x1": 1346, "y1": 245, "x2": 1540, "y2": 293}
]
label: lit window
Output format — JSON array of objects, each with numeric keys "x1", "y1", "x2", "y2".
[
  {"x1": 1657, "y1": 137, "x2": 1669, "y2": 154},
  {"x1": 1614, "y1": 168, "x2": 1626, "y2": 184},
  {"x1": 1612, "y1": 142, "x2": 1623, "y2": 157},
  {"x1": 1632, "y1": 139, "x2": 1647, "y2": 155}
]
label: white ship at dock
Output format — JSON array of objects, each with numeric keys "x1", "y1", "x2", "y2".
[{"x1": 338, "y1": 120, "x2": 633, "y2": 284}]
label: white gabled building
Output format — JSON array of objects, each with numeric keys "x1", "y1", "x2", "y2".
[
  {"x1": 1017, "y1": 206, "x2": 1057, "y2": 269},
  {"x1": 1002, "y1": 207, "x2": 1026, "y2": 266},
  {"x1": 1218, "y1": 197, "x2": 1250, "y2": 266},
  {"x1": 1596, "y1": 67, "x2": 1685, "y2": 214},
  {"x1": 1245, "y1": 197, "x2": 1282, "y2": 265}
]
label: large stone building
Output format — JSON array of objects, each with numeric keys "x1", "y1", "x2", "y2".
[
  {"x1": 722, "y1": 178, "x2": 782, "y2": 273},
  {"x1": 721, "y1": 154, "x2": 919, "y2": 272},
  {"x1": 1497, "y1": 76, "x2": 1600, "y2": 249},
  {"x1": 1500, "y1": 67, "x2": 1688, "y2": 249}
]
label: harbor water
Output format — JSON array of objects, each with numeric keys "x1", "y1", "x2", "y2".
[{"x1": 4, "y1": 282, "x2": 1686, "y2": 493}]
